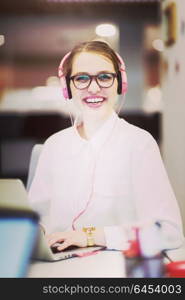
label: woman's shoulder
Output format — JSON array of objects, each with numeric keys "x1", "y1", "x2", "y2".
[
  {"x1": 118, "y1": 117, "x2": 158, "y2": 148},
  {"x1": 44, "y1": 126, "x2": 75, "y2": 147}
]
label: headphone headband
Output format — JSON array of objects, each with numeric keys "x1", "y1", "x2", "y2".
[{"x1": 58, "y1": 50, "x2": 128, "y2": 99}]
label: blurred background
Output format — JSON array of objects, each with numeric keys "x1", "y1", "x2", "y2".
[{"x1": 0, "y1": 0, "x2": 185, "y2": 231}]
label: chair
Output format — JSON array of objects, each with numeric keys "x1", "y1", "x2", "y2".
[{"x1": 27, "y1": 144, "x2": 43, "y2": 191}]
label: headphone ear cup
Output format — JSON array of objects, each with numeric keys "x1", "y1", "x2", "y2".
[
  {"x1": 59, "y1": 76, "x2": 70, "y2": 99},
  {"x1": 120, "y1": 68, "x2": 128, "y2": 94},
  {"x1": 117, "y1": 71, "x2": 122, "y2": 95},
  {"x1": 115, "y1": 52, "x2": 128, "y2": 95},
  {"x1": 66, "y1": 76, "x2": 72, "y2": 99}
]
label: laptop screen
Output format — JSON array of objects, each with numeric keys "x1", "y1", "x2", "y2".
[{"x1": 0, "y1": 209, "x2": 39, "y2": 278}]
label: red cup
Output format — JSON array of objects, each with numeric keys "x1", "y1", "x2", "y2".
[{"x1": 165, "y1": 261, "x2": 185, "y2": 278}]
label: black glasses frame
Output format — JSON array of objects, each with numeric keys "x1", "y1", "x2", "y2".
[{"x1": 70, "y1": 72, "x2": 117, "y2": 90}]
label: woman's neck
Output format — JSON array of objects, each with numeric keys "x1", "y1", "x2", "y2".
[{"x1": 78, "y1": 110, "x2": 114, "y2": 140}]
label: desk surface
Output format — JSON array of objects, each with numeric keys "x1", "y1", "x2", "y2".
[
  {"x1": 28, "y1": 250, "x2": 125, "y2": 278},
  {"x1": 28, "y1": 244, "x2": 185, "y2": 278}
]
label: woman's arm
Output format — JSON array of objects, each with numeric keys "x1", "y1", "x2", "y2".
[
  {"x1": 101, "y1": 134, "x2": 184, "y2": 252},
  {"x1": 28, "y1": 141, "x2": 52, "y2": 231},
  {"x1": 132, "y1": 133, "x2": 184, "y2": 250},
  {"x1": 46, "y1": 227, "x2": 106, "y2": 251}
]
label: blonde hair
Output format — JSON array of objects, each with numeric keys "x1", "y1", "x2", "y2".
[{"x1": 62, "y1": 40, "x2": 120, "y2": 78}]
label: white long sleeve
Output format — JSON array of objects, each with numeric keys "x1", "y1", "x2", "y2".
[
  {"x1": 104, "y1": 129, "x2": 184, "y2": 250},
  {"x1": 28, "y1": 112, "x2": 184, "y2": 249}
]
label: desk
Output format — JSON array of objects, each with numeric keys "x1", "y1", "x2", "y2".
[
  {"x1": 28, "y1": 250, "x2": 125, "y2": 278},
  {"x1": 28, "y1": 244, "x2": 185, "y2": 278}
]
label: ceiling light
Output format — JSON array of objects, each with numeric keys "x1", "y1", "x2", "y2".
[{"x1": 95, "y1": 24, "x2": 117, "y2": 37}]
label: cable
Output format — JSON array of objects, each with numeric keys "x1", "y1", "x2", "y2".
[
  {"x1": 116, "y1": 93, "x2": 126, "y2": 116},
  {"x1": 69, "y1": 110, "x2": 74, "y2": 127},
  {"x1": 68, "y1": 92, "x2": 126, "y2": 229},
  {"x1": 65, "y1": 100, "x2": 74, "y2": 127},
  {"x1": 71, "y1": 107, "x2": 121, "y2": 230}
]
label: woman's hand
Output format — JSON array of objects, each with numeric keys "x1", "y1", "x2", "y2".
[
  {"x1": 46, "y1": 228, "x2": 106, "y2": 251},
  {"x1": 46, "y1": 230, "x2": 87, "y2": 251}
]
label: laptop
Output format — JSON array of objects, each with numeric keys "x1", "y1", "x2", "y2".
[
  {"x1": 0, "y1": 178, "x2": 40, "y2": 277},
  {"x1": 0, "y1": 208, "x2": 39, "y2": 278},
  {"x1": 0, "y1": 178, "x2": 33, "y2": 211},
  {"x1": 32, "y1": 227, "x2": 103, "y2": 262},
  {"x1": 0, "y1": 179, "x2": 104, "y2": 262}
]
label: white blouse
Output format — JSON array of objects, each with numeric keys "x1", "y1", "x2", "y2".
[{"x1": 28, "y1": 111, "x2": 184, "y2": 251}]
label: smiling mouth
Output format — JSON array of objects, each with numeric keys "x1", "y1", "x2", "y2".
[{"x1": 82, "y1": 97, "x2": 106, "y2": 107}]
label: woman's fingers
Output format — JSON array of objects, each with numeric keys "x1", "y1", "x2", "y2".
[
  {"x1": 48, "y1": 238, "x2": 64, "y2": 247},
  {"x1": 57, "y1": 240, "x2": 72, "y2": 251},
  {"x1": 46, "y1": 233, "x2": 66, "y2": 246},
  {"x1": 47, "y1": 235, "x2": 72, "y2": 251},
  {"x1": 46, "y1": 230, "x2": 87, "y2": 249}
]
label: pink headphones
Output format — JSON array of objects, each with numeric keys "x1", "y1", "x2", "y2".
[{"x1": 58, "y1": 51, "x2": 128, "y2": 99}]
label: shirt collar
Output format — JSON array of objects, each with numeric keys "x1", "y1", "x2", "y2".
[{"x1": 74, "y1": 111, "x2": 119, "y2": 155}]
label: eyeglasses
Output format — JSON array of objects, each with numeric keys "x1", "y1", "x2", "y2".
[{"x1": 70, "y1": 72, "x2": 117, "y2": 90}]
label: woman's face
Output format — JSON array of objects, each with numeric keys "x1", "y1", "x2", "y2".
[{"x1": 70, "y1": 51, "x2": 118, "y2": 120}]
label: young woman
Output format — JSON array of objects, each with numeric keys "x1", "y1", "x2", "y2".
[{"x1": 28, "y1": 41, "x2": 184, "y2": 253}]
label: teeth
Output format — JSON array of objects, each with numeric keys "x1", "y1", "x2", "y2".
[{"x1": 85, "y1": 98, "x2": 104, "y2": 103}]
